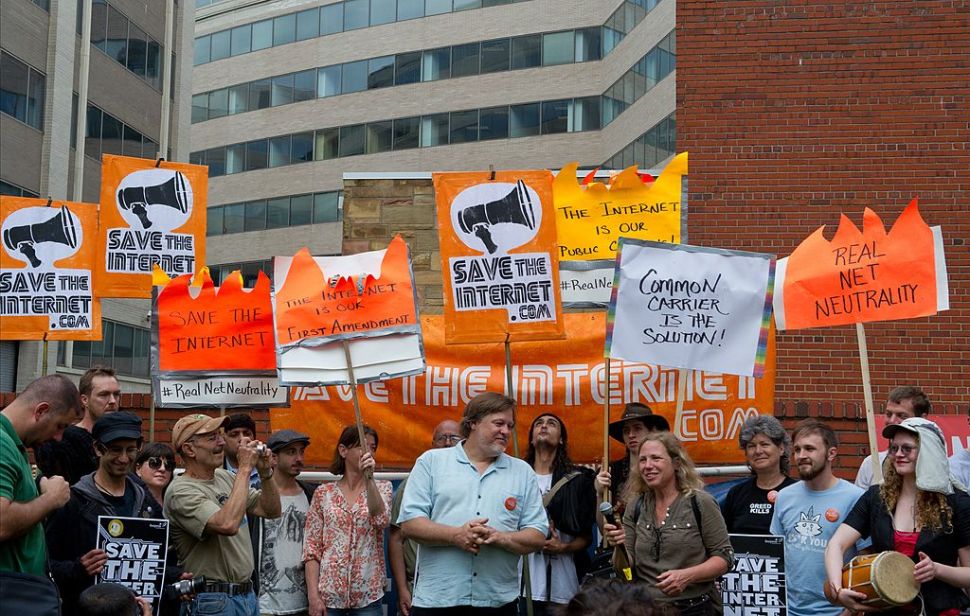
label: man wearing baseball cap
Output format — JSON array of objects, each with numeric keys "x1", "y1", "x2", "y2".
[
  {"x1": 46, "y1": 411, "x2": 161, "y2": 614},
  {"x1": 164, "y1": 413, "x2": 280, "y2": 616},
  {"x1": 253, "y1": 429, "x2": 317, "y2": 615},
  {"x1": 597, "y1": 403, "x2": 671, "y2": 512}
]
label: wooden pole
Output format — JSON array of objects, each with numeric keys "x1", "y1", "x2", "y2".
[
  {"x1": 148, "y1": 398, "x2": 156, "y2": 442},
  {"x1": 673, "y1": 368, "x2": 689, "y2": 440},
  {"x1": 856, "y1": 322, "x2": 883, "y2": 485},
  {"x1": 504, "y1": 335, "x2": 532, "y2": 616},
  {"x1": 342, "y1": 341, "x2": 371, "y2": 478}
]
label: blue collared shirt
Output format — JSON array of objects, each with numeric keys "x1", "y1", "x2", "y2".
[
  {"x1": 224, "y1": 458, "x2": 261, "y2": 489},
  {"x1": 398, "y1": 442, "x2": 548, "y2": 608}
]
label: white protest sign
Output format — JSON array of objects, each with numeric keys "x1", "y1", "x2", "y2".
[{"x1": 607, "y1": 239, "x2": 774, "y2": 377}]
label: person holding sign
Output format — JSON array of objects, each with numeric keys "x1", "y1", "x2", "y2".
[
  {"x1": 855, "y1": 387, "x2": 932, "y2": 489},
  {"x1": 164, "y1": 413, "x2": 280, "y2": 616},
  {"x1": 825, "y1": 418, "x2": 970, "y2": 616},
  {"x1": 720, "y1": 415, "x2": 796, "y2": 534},
  {"x1": 603, "y1": 431, "x2": 733, "y2": 616},
  {"x1": 303, "y1": 425, "x2": 392, "y2": 616}
]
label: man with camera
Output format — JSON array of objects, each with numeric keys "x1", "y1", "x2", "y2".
[{"x1": 164, "y1": 413, "x2": 281, "y2": 616}]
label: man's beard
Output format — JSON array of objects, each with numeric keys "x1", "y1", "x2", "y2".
[{"x1": 797, "y1": 458, "x2": 825, "y2": 481}]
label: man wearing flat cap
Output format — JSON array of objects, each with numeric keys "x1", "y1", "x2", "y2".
[
  {"x1": 46, "y1": 411, "x2": 162, "y2": 614},
  {"x1": 164, "y1": 413, "x2": 280, "y2": 616},
  {"x1": 596, "y1": 403, "x2": 670, "y2": 512},
  {"x1": 253, "y1": 429, "x2": 317, "y2": 615}
]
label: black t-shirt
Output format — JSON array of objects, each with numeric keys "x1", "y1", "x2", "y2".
[
  {"x1": 103, "y1": 487, "x2": 138, "y2": 518},
  {"x1": 720, "y1": 475, "x2": 797, "y2": 534}
]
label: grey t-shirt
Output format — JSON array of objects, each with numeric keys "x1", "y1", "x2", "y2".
[{"x1": 259, "y1": 492, "x2": 310, "y2": 614}]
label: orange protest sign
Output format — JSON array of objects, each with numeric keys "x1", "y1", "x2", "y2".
[
  {"x1": 98, "y1": 155, "x2": 207, "y2": 298},
  {"x1": 1, "y1": 196, "x2": 102, "y2": 340},
  {"x1": 775, "y1": 199, "x2": 949, "y2": 330},
  {"x1": 271, "y1": 313, "x2": 775, "y2": 468},
  {"x1": 434, "y1": 171, "x2": 564, "y2": 344}
]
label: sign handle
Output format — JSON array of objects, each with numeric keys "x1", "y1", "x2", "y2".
[
  {"x1": 602, "y1": 356, "x2": 612, "y2": 504},
  {"x1": 504, "y1": 334, "x2": 532, "y2": 616},
  {"x1": 674, "y1": 368, "x2": 690, "y2": 440},
  {"x1": 149, "y1": 398, "x2": 156, "y2": 442},
  {"x1": 856, "y1": 322, "x2": 883, "y2": 485},
  {"x1": 342, "y1": 340, "x2": 372, "y2": 479}
]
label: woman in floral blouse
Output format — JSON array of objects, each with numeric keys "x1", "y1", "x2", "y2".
[{"x1": 304, "y1": 425, "x2": 392, "y2": 616}]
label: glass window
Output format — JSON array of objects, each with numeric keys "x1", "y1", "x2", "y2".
[
  {"x1": 425, "y1": 0, "x2": 451, "y2": 15},
  {"x1": 296, "y1": 8, "x2": 319, "y2": 40},
  {"x1": 510, "y1": 102, "x2": 539, "y2": 137},
  {"x1": 210, "y1": 29, "x2": 231, "y2": 62},
  {"x1": 26, "y1": 69, "x2": 44, "y2": 129},
  {"x1": 189, "y1": 151, "x2": 204, "y2": 166},
  {"x1": 142, "y1": 137, "x2": 157, "y2": 159},
  {"x1": 370, "y1": 0, "x2": 396, "y2": 25},
  {"x1": 205, "y1": 146, "x2": 226, "y2": 177},
  {"x1": 245, "y1": 139, "x2": 268, "y2": 170},
  {"x1": 575, "y1": 27, "x2": 601, "y2": 61},
  {"x1": 393, "y1": 116, "x2": 420, "y2": 149},
  {"x1": 92, "y1": 1, "x2": 108, "y2": 52},
  {"x1": 122, "y1": 124, "x2": 142, "y2": 157},
  {"x1": 481, "y1": 38, "x2": 510, "y2": 73},
  {"x1": 146, "y1": 40, "x2": 162, "y2": 88},
  {"x1": 450, "y1": 109, "x2": 478, "y2": 143},
  {"x1": 271, "y1": 74, "x2": 294, "y2": 106},
  {"x1": 290, "y1": 194, "x2": 313, "y2": 226},
  {"x1": 269, "y1": 135, "x2": 291, "y2": 166},
  {"x1": 422, "y1": 47, "x2": 450, "y2": 81},
  {"x1": 366, "y1": 121, "x2": 392, "y2": 153},
  {"x1": 291, "y1": 131, "x2": 314, "y2": 162},
  {"x1": 252, "y1": 20, "x2": 273, "y2": 50},
  {"x1": 0, "y1": 53, "x2": 29, "y2": 123},
  {"x1": 395, "y1": 52, "x2": 421, "y2": 85},
  {"x1": 451, "y1": 42, "x2": 480, "y2": 78},
  {"x1": 479, "y1": 105, "x2": 508, "y2": 140},
  {"x1": 314, "y1": 192, "x2": 341, "y2": 223},
  {"x1": 273, "y1": 14, "x2": 296, "y2": 46},
  {"x1": 293, "y1": 70, "x2": 316, "y2": 102},
  {"x1": 543, "y1": 31, "x2": 574, "y2": 66},
  {"x1": 571, "y1": 96, "x2": 600, "y2": 131},
  {"x1": 126, "y1": 23, "x2": 148, "y2": 77},
  {"x1": 224, "y1": 203, "x2": 245, "y2": 233},
  {"x1": 207, "y1": 207, "x2": 224, "y2": 236},
  {"x1": 314, "y1": 128, "x2": 339, "y2": 160},
  {"x1": 318, "y1": 65, "x2": 342, "y2": 97},
  {"x1": 105, "y1": 5, "x2": 128, "y2": 64},
  {"x1": 132, "y1": 327, "x2": 149, "y2": 377},
  {"x1": 368, "y1": 56, "x2": 394, "y2": 89},
  {"x1": 398, "y1": 0, "x2": 424, "y2": 20},
  {"x1": 208, "y1": 88, "x2": 228, "y2": 118},
  {"x1": 231, "y1": 24, "x2": 252, "y2": 55},
  {"x1": 511, "y1": 35, "x2": 541, "y2": 69},
  {"x1": 321, "y1": 3, "x2": 344, "y2": 35},
  {"x1": 420, "y1": 113, "x2": 449, "y2": 147},
  {"x1": 226, "y1": 143, "x2": 246, "y2": 174},
  {"x1": 339, "y1": 124, "x2": 365, "y2": 156},
  {"x1": 84, "y1": 105, "x2": 102, "y2": 159},
  {"x1": 342, "y1": 60, "x2": 368, "y2": 93},
  {"x1": 482, "y1": 0, "x2": 510, "y2": 5},
  {"x1": 100, "y1": 112, "x2": 123, "y2": 155},
  {"x1": 266, "y1": 197, "x2": 289, "y2": 229},
  {"x1": 541, "y1": 99, "x2": 569, "y2": 134},
  {"x1": 454, "y1": 0, "x2": 480, "y2": 10},
  {"x1": 344, "y1": 0, "x2": 369, "y2": 30},
  {"x1": 228, "y1": 84, "x2": 249, "y2": 114},
  {"x1": 240, "y1": 262, "x2": 263, "y2": 287},
  {"x1": 113, "y1": 325, "x2": 133, "y2": 375},
  {"x1": 244, "y1": 200, "x2": 266, "y2": 231},
  {"x1": 250, "y1": 78, "x2": 271, "y2": 109}
]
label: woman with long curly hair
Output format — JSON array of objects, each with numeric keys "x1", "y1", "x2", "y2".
[
  {"x1": 604, "y1": 431, "x2": 733, "y2": 615},
  {"x1": 824, "y1": 417, "x2": 970, "y2": 616}
]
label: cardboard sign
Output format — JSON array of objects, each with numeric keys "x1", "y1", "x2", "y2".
[
  {"x1": 554, "y1": 152, "x2": 687, "y2": 260},
  {"x1": 98, "y1": 155, "x2": 207, "y2": 298},
  {"x1": 608, "y1": 239, "x2": 774, "y2": 378},
  {"x1": 152, "y1": 269, "x2": 286, "y2": 408},
  {"x1": 273, "y1": 235, "x2": 423, "y2": 385},
  {"x1": 722, "y1": 534, "x2": 787, "y2": 616},
  {"x1": 434, "y1": 171, "x2": 564, "y2": 344},
  {"x1": 271, "y1": 313, "x2": 776, "y2": 467},
  {"x1": 0, "y1": 197, "x2": 102, "y2": 340},
  {"x1": 96, "y1": 516, "x2": 169, "y2": 614},
  {"x1": 774, "y1": 200, "x2": 949, "y2": 330}
]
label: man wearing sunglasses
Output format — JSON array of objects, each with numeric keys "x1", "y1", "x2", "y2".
[{"x1": 45, "y1": 411, "x2": 161, "y2": 615}]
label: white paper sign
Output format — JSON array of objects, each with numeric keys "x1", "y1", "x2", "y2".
[
  {"x1": 559, "y1": 260, "x2": 614, "y2": 307},
  {"x1": 155, "y1": 375, "x2": 288, "y2": 407}
]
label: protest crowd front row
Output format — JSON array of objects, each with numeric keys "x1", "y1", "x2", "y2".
[{"x1": 1, "y1": 367, "x2": 969, "y2": 616}]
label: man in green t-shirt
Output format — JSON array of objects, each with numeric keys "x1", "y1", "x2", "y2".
[{"x1": 0, "y1": 374, "x2": 82, "y2": 576}]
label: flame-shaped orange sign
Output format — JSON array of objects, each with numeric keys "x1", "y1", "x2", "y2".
[
  {"x1": 274, "y1": 235, "x2": 417, "y2": 347},
  {"x1": 777, "y1": 199, "x2": 947, "y2": 330},
  {"x1": 156, "y1": 269, "x2": 276, "y2": 371}
]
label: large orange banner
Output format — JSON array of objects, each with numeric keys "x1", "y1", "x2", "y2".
[
  {"x1": 272, "y1": 313, "x2": 775, "y2": 469},
  {"x1": 433, "y1": 171, "x2": 564, "y2": 344},
  {"x1": 1, "y1": 196, "x2": 102, "y2": 340},
  {"x1": 98, "y1": 155, "x2": 207, "y2": 298}
]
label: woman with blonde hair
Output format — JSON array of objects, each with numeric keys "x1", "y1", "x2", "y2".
[
  {"x1": 824, "y1": 417, "x2": 970, "y2": 616},
  {"x1": 605, "y1": 431, "x2": 733, "y2": 615}
]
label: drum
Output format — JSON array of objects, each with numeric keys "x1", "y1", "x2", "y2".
[{"x1": 842, "y1": 551, "x2": 920, "y2": 609}]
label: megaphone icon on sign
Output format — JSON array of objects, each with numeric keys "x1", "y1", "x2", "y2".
[
  {"x1": 117, "y1": 172, "x2": 190, "y2": 229},
  {"x1": 457, "y1": 180, "x2": 537, "y2": 254},
  {"x1": 2, "y1": 206, "x2": 79, "y2": 268}
]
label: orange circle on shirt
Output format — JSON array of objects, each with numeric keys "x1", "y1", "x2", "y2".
[
  {"x1": 505, "y1": 497, "x2": 517, "y2": 511},
  {"x1": 825, "y1": 508, "x2": 840, "y2": 522},
  {"x1": 767, "y1": 490, "x2": 778, "y2": 504}
]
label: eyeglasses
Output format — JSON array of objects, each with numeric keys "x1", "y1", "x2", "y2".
[
  {"x1": 147, "y1": 457, "x2": 174, "y2": 471},
  {"x1": 889, "y1": 444, "x2": 919, "y2": 457},
  {"x1": 434, "y1": 433, "x2": 461, "y2": 445},
  {"x1": 191, "y1": 432, "x2": 221, "y2": 444},
  {"x1": 100, "y1": 445, "x2": 141, "y2": 458}
]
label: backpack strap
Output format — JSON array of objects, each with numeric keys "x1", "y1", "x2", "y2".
[
  {"x1": 543, "y1": 470, "x2": 581, "y2": 508},
  {"x1": 691, "y1": 492, "x2": 703, "y2": 535}
]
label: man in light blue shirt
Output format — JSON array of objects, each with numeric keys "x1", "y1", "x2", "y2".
[
  {"x1": 399, "y1": 392, "x2": 548, "y2": 615},
  {"x1": 771, "y1": 419, "x2": 868, "y2": 616}
]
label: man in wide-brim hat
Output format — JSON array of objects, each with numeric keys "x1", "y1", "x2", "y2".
[{"x1": 598, "y1": 403, "x2": 671, "y2": 512}]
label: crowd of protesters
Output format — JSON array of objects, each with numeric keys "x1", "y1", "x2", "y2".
[{"x1": 1, "y1": 368, "x2": 967, "y2": 616}]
